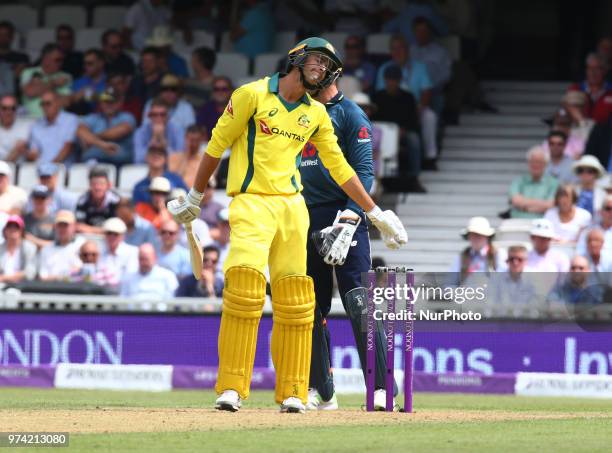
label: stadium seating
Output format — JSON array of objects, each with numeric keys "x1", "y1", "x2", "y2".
[
  {"x1": 215, "y1": 53, "x2": 249, "y2": 81},
  {"x1": 438, "y1": 35, "x2": 461, "y2": 61},
  {"x1": 0, "y1": 5, "x2": 38, "y2": 33},
  {"x1": 219, "y1": 31, "x2": 233, "y2": 52},
  {"x1": 92, "y1": 5, "x2": 128, "y2": 29},
  {"x1": 366, "y1": 33, "x2": 391, "y2": 54},
  {"x1": 43, "y1": 6, "x2": 87, "y2": 29},
  {"x1": 372, "y1": 121, "x2": 399, "y2": 177},
  {"x1": 173, "y1": 30, "x2": 216, "y2": 53},
  {"x1": 75, "y1": 28, "x2": 105, "y2": 52},
  {"x1": 253, "y1": 53, "x2": 283, "y2": 78},
  {"x1": 274, "y1": 31, "x2": 297, "y2": 52},
  {"x1": 68, "y1": 163, "x2": 117, "y2": 193},
  {"x1": 337, "y1": 75, "x2": 360, "y2": 98},
  {"x1": 320, "y1": 32, "x2": 349, "y2": 52},
  {"x1": 25, "y1": 28, "x2": 55, "y2": 55},
  {"x1": 117, "y1": 164, "x2": 148, "y2": 194},
  {"x1": 17, "y1": 162, "x2": 66, "y2": 191}
]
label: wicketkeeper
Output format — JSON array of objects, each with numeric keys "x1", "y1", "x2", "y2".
[
  {"x1": 168, "y1": 37, "x2": 407, "y2": 413},
  {"x1": 302, "y1": 66, "x2": 401, "y2": 410}
]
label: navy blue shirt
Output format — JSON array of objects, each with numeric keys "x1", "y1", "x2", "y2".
[{"x1": 300, "y1": 92, "x2": 374, "y2": 214}]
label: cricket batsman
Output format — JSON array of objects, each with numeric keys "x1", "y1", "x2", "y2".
[
  {"x1": 302, "y1": 68, "x2": 399, "y2": 410},
  {"x1": 168, "y1": 37, "x2": 407, "y2": 414}
]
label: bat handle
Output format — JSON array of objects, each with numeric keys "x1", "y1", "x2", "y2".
[{"x1": 177, "y1": 195, "x2": 194, "y2": 231}]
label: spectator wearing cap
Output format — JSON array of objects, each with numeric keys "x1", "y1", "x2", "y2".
[
  {"x1": 56, "y1": 25, "x2": 83, "y2": 80},
  {"x1": 145, "y1": 26, "x2": 189, "y2": 78},
  {"x1": 0, "y1": 161, "x2": 26, "y2": 213},
  {"x1": 509, "y1": 146, "x2": 559, "y2": 219},
  {"x1": 99, "y1": 217, "x2": 139, "y2": 288},
  {"x1": 375, "y1": 35, "x2": 438, "y2": 166},
  {"x1": 489, "y1": 245, "x2": 539, "y2": 305},
  {"x1": 120, "y1": 243, "x2": 178, "y2": 299},
  {"x1": 133, "y1": 99, "x2": 186, "y2": 164},
  {"x1": 342, "y1": 36, "x2": 377, "y2": 93},
  {"x1": 75, "y1": 167, "x2": 121, "y2": 234},
  {"x1": 135, "y1": 176, "x2": 173, "y2": 230},
  {"x1": 573, "y1": 155, "x2": 606, "y2": 216},
  {"x1": 27, "y1": 90, "x2": 79, "y2": 163},
  {"x1": 567, "y1": 53, "x2": 612, "y2": 124},
  {"x1": 132, "y1": 145, "x2": 187, "y2": 204},
  {"x1": 27, "y1": 163, "x2": 77, "y2": 215},
  {"x1": 199, "y1": 176, "x2": 224, "y2": 233},
  {"x1": 576, "y1": 194, "x2": 612, "y2": 256},
  {"x1": 156, "y1": 219, "x2": 191, "y2": 278},
  {"x1": 0, "y1": 215, "x2": 36, "y2": 283},
  {"x1": 38, "y1": 210, "x2": 83, "y2": 281},
  {"x1": 544, "y1": 185, "x2": 591, "y2": 244},
  {"x1": 123, "y1": 2, "x2": 172, "y2": 52},
  {"x1": 116, "y1": 197, "x2": 158, "y2": 247},
  {"x1": 143, "y1": 75, "x2": 195, "y2": 131},
  {"x1": 544, "y1": 131, "x2": 577, "y2": 184},
  {"x1": 448, "y1": 217, "x2": 506, "y2": 286},
  {"x1": 102, "y1": 30, "x2": 136, "y2": 77},
  {"x1": 525, "y1": 219, "x2": 570, "y2": 273},
  {"x1": 23, "y1": 185, "x2": 54, "y2": 249},
  {"x1": 176, "y1": 244, "x2": 224, "y2": 297},
  {"x1": 20, "y1": 44, "x2": 72, "y2": 119},
  {"x1": 128, "y1": 47, "x2": 165, "y2": 103},
  {"x1": 213, "y1": 208, "x2": 230, "y2": 268},
  {"x1": 0, "y1": 94, "x2": 32, "y2": 161},
  {"x1": 69, "y1": 240, "x2": 115, "y2": 287},
  {"x1": 107, "y1": 72, "x2": 144, "y2": 125},
  {"x1": 76, "y1": 87, "x2": 136, "y2": 165},
  {"x1": 184, "y1": 47, "x2": 216, "y2": 108},
  {"x1": 196, "y1": 76, "x2": 234, "y2": 139},
  {"x1": 168, "y1": 125, "x2": 207, "y2": 187},
  {"x1": 372, "y1": 64, "x2": 424, "y2": 192},
  {"x1": 547, "y1": 256, "x2": 603, "y2": 305},
  {"x1": 69, "y1": 49, "x2": 107, "y2": 115}
]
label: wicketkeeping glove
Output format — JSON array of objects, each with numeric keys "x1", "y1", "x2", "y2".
[
  {"x1": 366, "y1": 206, "x2": 408, "y2": 249},
  {"x1": 311, "y1": 210, "x2": 361, "y2": 266},
  {"x1": 167, "y1": 188, "x2": 203, "y2": 224}
]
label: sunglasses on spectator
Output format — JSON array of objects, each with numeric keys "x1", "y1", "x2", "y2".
[
  {"x1": 84, "y1": 59, "x2": 97, "y2": 66},
  {"x1": 548, "y1": 140, "x2": 565, "y2": 147},
  {"x1": 160, "y1": 230, "x2": 177, "y2": 236},
  {"x1": 41, "y1": 100, "x2": 54, "y2": 107},
  {"x1": 570, "y1": 265, "x2": 586, "y2": 271},
  {"x1": 506, "y1": 256, "x2": 525, "y2": 263},
  {"x1": 150, "y1": 190, "x2": 169, "y2": 196},
  {"x1": 0, "y1": 105, "x2": 16, "y2": 111},
  {"x1": 104, "y1": 231, "x2": 120, "y2": 237},
  {"x1": 149, "y1": 111, "x2": 167, "y2": 117},
  {"x1": 80, "y1": 251, "x2": 98, "y2": 258},
  {"x1": 576, "y1": 167, "x2": 597, "y2": 174},
  {"x1": 603, "y1": 206, "x2": 612, "y2": 211},
  {"x1": 213, "y1": 86, "x2": 231, "y2": 92}
]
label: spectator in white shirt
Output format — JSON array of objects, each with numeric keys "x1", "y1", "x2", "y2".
[
  {"x1": 0, "y1": 94, "x2": 31, "y2": 161},
  {"x1": 38, "y1": 210, "x2": 83, "y2": 281},
  {"x1": 525, "y1": 219, "x2": 570, "y2": 273},
  {"x1": 0, "y1": 161, "x2": 26, "y2": 213},
  {"x1": 99, "y1": 217, "x2": 139, "y2": 288},
  {"x1": 576, "y1": 194, "x2": 612, "y2": 255},
  {"x1": 544, "y1": 184, "x2": 592, "y2": 244},
  {"x1": 120, "y1": 243, "x2": 178, "y2": 299},
  {"x1": 0, "y1": 215, "x2": 36, "y2": 283}
]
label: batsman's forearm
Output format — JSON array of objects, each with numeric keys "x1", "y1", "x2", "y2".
[
  {"x1": 340, "y1": 175, "x2": 376, "y2": 213},
  {"x1": 193, "y1": 153, "x2": 221, "y2": 193}
]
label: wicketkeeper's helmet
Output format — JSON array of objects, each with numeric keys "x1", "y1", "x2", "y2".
[{"x1": 286, "y1": 37, "x2": 343, "y2": 90}]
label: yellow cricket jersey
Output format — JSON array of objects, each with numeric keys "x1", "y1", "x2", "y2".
[{"x1": 205, "y1": 73, "x2": 356, "y2": 196}]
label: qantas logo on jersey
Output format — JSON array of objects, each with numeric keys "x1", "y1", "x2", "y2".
[
  {"x1": 226, "y1": 99, "x2": 234, "y2": 116},
  {"x1": 357, "y1": 126, "x2": 371, "y2": 143},
  {"x1": 258, "y1": 120, "x2": 305, "y2": 142}
]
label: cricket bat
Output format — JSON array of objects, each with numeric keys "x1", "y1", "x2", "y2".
[{"x1": 185, "y1": 222, "x2": 203, "y2": 280}]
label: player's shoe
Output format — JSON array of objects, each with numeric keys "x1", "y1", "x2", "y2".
[
  {"x1": 306, "y1": 389, "x2": 339, "y2": 410},
  {"x1": 215, "y1": 390, "x2": 242, "y2": 412},
  {"x1": 280, "y1": 397, "x2": 306, "y2": 414},
  {"x1": 373, "y1": 389, "x2": 399, "y2": 411}
]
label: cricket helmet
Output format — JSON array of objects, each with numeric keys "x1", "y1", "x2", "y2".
[{"x1": 286, "y1": 37, "x2": 343, "y2": 90}]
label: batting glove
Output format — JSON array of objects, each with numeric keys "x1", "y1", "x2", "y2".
[
  {"x1": 167, "y1": 188, "x2": 202, "y2": 224},
  {"x1": 366, "y1": 206, "x2": 408, "y2": 249},
  {"x1": 312, "y1": 209, "x2": 361, "y2": 266}
]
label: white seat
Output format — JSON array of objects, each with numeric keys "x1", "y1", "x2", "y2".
[
  {"x1": 253, "y1": 53, "x2": 283, "y2": 78},
  {"x1": 118, "y1": 164, "x2": 148, "y2": 193},
  {"x1": 437, "y1": 35, "x2": 461, "y2": 61},
  {"x1": 17, "y1": 162, "x2": 66, "y2": 191},
  {"x1": 274, "y1": 31, "x2": 296, "y2": 52},
  {"x1": 0, "y1": 5, "x2": 38, "y2": 34},
  {"x1": 337, "y1": 75, "x2": 360, "y2": 98},
  {"x1": 320, "y1": 32, "x2": 349, "y2": 52},
  {"x1": 372, "y1": 121, "x2": 399, "y2": 177},
  {"x1": 92, "y1": 6, "x2": 128, "y2": 29},
  {"x1": 366, "y1": 33, "x2": 391, "y2": 54},
  {"x1": 44, "y1": 6, "x2": 87, "y2": 29},
  {"x1": 25, "y1": 28, "x2": 55, "y2": 55},
  {"x1": 215, "y1": 53, "x2": 249, "y2": 81},
  {"x1": 75, "y1": 29, "x2": 105, "y2": 52},
  {"x1": 173, "y1": 30, "x2": 215, "y2": 52},
  {"x1": 219, "y1": 31, "x2": 233, "y2": 52},
  {"x1": 68, "y1": 163, "x2": 117, "y2": 193}
]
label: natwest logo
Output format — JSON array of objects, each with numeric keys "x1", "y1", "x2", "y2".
[
  {"x1": 259, "y1": 119, "x2": 272, "y2": 135},
  {"x1": 226, "y1": 99, "x2": 234, "y2": 116},
  {"x1": 357, "y1": 126, "x2": 371, "y2": 143}
]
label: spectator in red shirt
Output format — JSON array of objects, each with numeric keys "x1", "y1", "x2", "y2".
[{"x1": 567, "y1": 53, "x2": 612, "y2": 124}]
